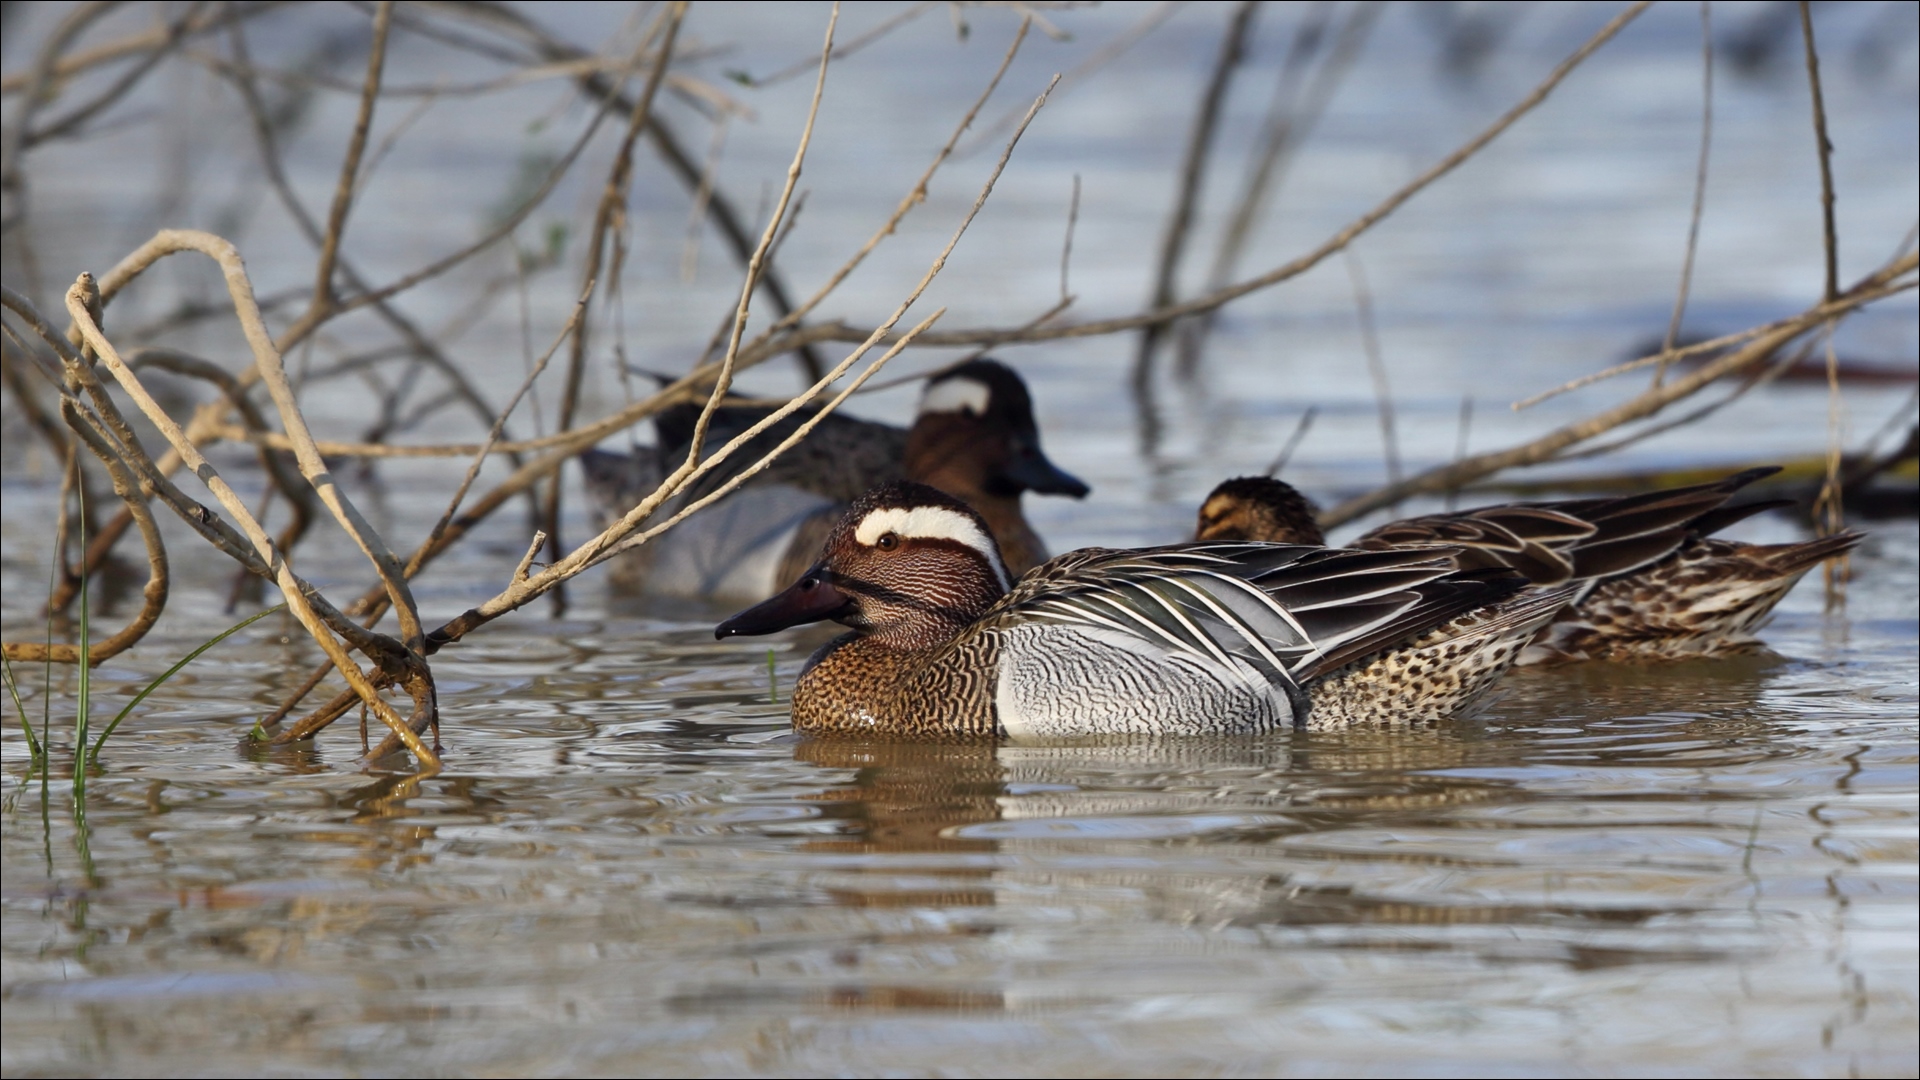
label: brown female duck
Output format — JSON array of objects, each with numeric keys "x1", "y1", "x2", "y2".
[{"x1": 1193, "y1": 469, "x2": 1863, "y2": 662}]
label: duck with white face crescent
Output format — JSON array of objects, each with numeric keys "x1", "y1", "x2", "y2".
[
  {"x1": 717, "y1": 482, "x2": 1574, "y2": 739},
  {"x1": 581, "y1": 359, "x2": 1087, "y2": 604}
]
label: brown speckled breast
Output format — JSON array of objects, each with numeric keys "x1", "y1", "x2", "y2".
[{"x1": 791, "y1": 632, "x2": 1003, "y2": 739}]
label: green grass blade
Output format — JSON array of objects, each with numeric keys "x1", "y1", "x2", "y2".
[
  {"x1": 41, "y1": 540, "x2": 56, "y2": 801},
  {"x1": 2, "y1": 655, "x2": 43, "y2": 762},
  {"x1": 73, "y1": 499, "x2": 89, "y2": 802},
  {"x1": 88, "y1": 604, "x2": 285, "y2": 766}
]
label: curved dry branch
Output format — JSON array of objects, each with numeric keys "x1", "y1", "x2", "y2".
[
  {"x1": 1317, "y1": 252, "x2": 1918, "y2": 528},
  {"x1": 1, "y1": 397, "x2": 169, "y2": 666},
  {"x1": 129, "y1": 346, "x2": 318, "y2": 552},
  {"x1": 428, "y1": 73, "x2": 1058, "y2": 650},
  {"x1": 89, "y1": 234, "x2": 427, "y2": 650},
  {"x1": 4, "y1": 285, "x2": 381, "y2": 656},
  {"x1": 53, "y1": 275, "x2": 438, "y2": 768}
]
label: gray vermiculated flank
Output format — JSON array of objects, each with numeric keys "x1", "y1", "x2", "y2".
[{"x1": 992, "y1": 623, "x2": 1292, "y2": 738}]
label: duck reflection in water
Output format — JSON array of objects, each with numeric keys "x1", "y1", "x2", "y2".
[{"x1": 781, "y1": 729, "x2": 1647, "y2": 934}]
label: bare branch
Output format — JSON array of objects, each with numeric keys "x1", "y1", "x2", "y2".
[
  {"x1": 2, "y1": 395, "x2": 169, "y2": 666},
  {"x1": 1133, "y1": 0, "x2": 1258, "y2": 434},
  {"x1": 310, "y1": 1, "x2": 394, "y2": 315},
  {"x1": 1798, "y1": 1, "x2": 1838, "y2": 303},
  {"x1": 1319, "y1": 252, "x2": 1918, "y2": 527},
  {"x1": 756, "y1": 1, "x2": 1654, "y2": 354},
  {"x1": 1655, "y1": 0, "x2": 1713, "y2": 387},
  {"x1": 56, "y1": 270, "x2": 439, "y2": 768},
  {"x1": 542, "y1": 2, "x2": 685, "y2": 609}
]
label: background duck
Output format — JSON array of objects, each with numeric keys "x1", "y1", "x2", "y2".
[
  {"x1": 716, "y1": 482, "x2": 1571, "y2": 738},
  {"x1": 580, "y1": 359, "x2": 1087, "y2": 603},
  {"x1": 1193, "y1": 470, "x2": 1864, "y2": 663}
]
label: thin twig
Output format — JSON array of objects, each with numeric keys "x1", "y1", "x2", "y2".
[
  {"x1": 1319, "y1": 252, "x2": 1917, "y2": 527},
  {"x1": 1815, "y1": 325, "x2": 1847, "y2": 605},
  {"x1": 679, "y1": 112, "x2": 730, "y2": 282},
  {"x1": 750, "y1": 0, "x2": 940, "y2": 86},
  {"x1": 1133, "y1": 0, "x2": 1258, "y2": 444},
  {"x1": 0, "y1": 1, "x2": 120, "y2": 201},
  {"x1": 769, "y1": 1, "x2": 1654, "y2": 355},
  {"x1": 543, "y1": 2, "x2": 685, "y2": 612},
  {"x1": 512, "y1": 531, "x2": 547, "y2": 583},
  {"x1": 310, "y1": 1, "x2": 393, "y2": 316},
  {"x1": 1799, "y1": 1, "x2": 1838, "y2": 303},
  {"x1": 1263, "y1": 405, "x2": 1318, "y2": 479},
  {"x1": 1180, "y1": 0, "x2": 1380, "y2": 379},
  {"x1": 21, "y1": 1, "x2": 210, "y2": 149},
  {"x1": 1060, "y1": 173, "x2": 1081, "y2": 303},
  {"x1": 678, "y1": 5, "x2": 840, "y2": 490},
  {"x1": 1446, "y1": 396, "x2": 1473, "y2": 511},
  {"x1": 959, "y1": 0, "x2": 1181, "y2": 156},
  {"x1": 1511, "y1": 295, "x2": 1897, "y2": 411},
  {"x1": 1655, "y1": 0, "x2": 1714, "y2": 387},
  {"x1": 1346, "y1": 249, "x2": 1401, "y2": 491},
  {"x1": 1558, "y1": 335, "x2": 1816, "y2": 460},
  {"x1": 595, "y1": 311, "x2": 947, "y2": 568},
  {"x1": 425, "y1": 287, "x2": 592, "y2": 574},
  {"x1": 0, "y1": 3, "x2": 283, "y2": 93},
  {"x1": 736, "y1": 14, "x2": 1034, "y2": 364}
]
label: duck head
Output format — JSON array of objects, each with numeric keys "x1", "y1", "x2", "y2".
[
  {"x1": 1195, "y1": 476, "x2": 1326, "y2": 544},
  {"x1": 906, "y1": 360, "x2": 1089, "y2": 502},
  {"x1": 716, "y1": 481, "x2": 1011, "y2": 648}
]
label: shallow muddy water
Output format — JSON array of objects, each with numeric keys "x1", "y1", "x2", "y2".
[{"x1": 3, "y1": 2, "x2": 1918, "y2": 1076}]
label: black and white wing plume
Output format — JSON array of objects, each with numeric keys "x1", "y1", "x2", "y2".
[
  {"x1": 1357, "y1": 466, "x2": 1782, "y2": 587},
  {"x1": 989, "y1": 542, "x2": 1528, "y2": 687}
]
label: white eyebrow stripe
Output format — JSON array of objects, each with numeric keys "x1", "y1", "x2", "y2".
[
  {"x1": 854, "y1": 505, "x2": 1010, "y2": 589},
  {"x1": 918, "y1": 376, "x2": 991, "y2": 417}
]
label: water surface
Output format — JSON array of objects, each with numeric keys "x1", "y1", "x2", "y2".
[{"x1": 3, "y1": 3, "x2": 1917, "y2": 1075}]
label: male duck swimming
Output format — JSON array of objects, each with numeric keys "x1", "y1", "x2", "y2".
[
  {"x1": 582, "y1": 359, "x2": 1087, "y2": 603},
  {"x1": 717, "y1": 482, "x2": 1572, "y2": 738}
]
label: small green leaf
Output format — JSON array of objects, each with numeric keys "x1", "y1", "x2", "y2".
[
  {"x1": 88, "y1": 605, "x2": 286, "y2": 766},
  {"x1": 1, "y1": 655, "x2": 41, "y2": 763},
  {"x1": 724, "y1": 69, "x2": 755, "y2": 86}
]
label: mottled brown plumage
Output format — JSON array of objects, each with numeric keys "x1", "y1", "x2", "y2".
[
  {"x1": 1533, "y1": 531, "x2": 1863, "y2": 661},
  {"x1": 1192, "y1": 468, "x2": 1864, "y2": 662},
  {"x1": 1196, "y1": 477, "x2": 1324, "y2": 544}
]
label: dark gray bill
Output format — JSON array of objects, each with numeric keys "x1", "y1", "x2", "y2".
[{"x1": 715, "y1": 571, "x2": 852, "y2": 638}]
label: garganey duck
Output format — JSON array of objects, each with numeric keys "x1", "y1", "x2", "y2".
[
  {"x1": 581, "y1": 359, "x2": 1088, "y2": 602},
  {"x1": 1193, "y1": 469, "x2": 1864, "y2": 663},
  {"x1": 716, "y1": 482, "x2": 1573, "y2": 737}
]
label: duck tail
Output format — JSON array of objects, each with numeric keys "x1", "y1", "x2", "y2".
[{"x1": 1747, "y1": 528, "x2": 1866, "y2": 577}]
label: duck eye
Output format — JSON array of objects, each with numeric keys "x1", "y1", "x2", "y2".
[{"x1": 875, "y1": 532, "x2": 899, "y2": 551}]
